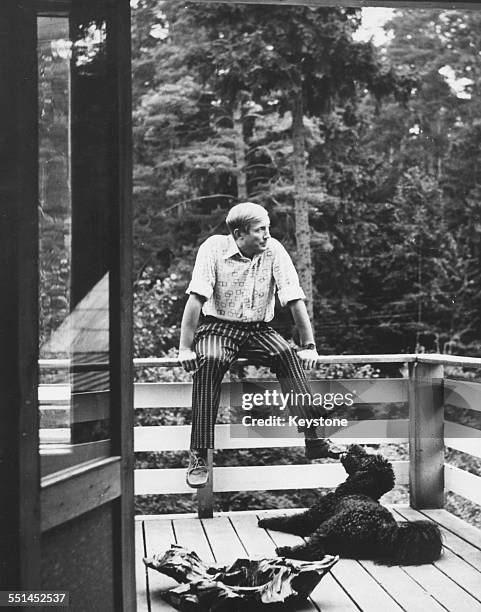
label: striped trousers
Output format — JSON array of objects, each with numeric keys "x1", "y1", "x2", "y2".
[{"x1": 190, "y1": 318, "x2": 322, "y2": 450}]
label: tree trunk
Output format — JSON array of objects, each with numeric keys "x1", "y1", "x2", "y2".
[
  {"x1": 233, "y1": 93, "x2": 247, "y2": 201},
  {"x1": 291, "y1": 91, "x2": 314, "y2": 319}
]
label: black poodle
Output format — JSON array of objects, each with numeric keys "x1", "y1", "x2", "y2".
[{"x1": 258, "y1": 445, "x2": 442, "y2": 565}]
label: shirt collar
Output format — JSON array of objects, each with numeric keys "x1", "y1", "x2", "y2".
[{"x1": 224, "y1": 234, "x2": 244, "y2": 260}]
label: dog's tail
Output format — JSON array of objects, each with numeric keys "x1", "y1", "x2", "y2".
[{"x1": 378, "y1": 521, "x2": 443, "y2": 565}]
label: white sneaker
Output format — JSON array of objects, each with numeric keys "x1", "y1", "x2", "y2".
[{"x1": 186, "y1": 451, "x2": 209, "y2": 488}]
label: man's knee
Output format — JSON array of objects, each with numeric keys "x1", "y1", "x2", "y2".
[
  {"x1": 197, "y1": 352, "x2": 231, "y2": 370},
  {"x1": 272, "y1": 344, "x2": 298, "y2": 362}
]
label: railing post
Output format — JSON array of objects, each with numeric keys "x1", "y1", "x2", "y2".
[
  {"x1": 408, "y1": 361, "x2": 444, "y2": 508},
  {"x1": 197, "y1": 449, "x2": 214, "y2": 519}
]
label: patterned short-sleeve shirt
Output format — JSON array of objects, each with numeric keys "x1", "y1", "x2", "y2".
[{"x1": 186, "y1": 234, "x2": 306, "y2": 322}]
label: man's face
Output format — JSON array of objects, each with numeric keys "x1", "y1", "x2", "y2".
[{"x1": 236, "y1": 218, "x2": 271, "y2": 258}]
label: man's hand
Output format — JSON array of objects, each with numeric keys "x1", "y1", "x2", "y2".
[
  {"x1": 297, "y1": 348, "x2": 319, "y2": 370},
  {"x1": 288, "y1": 301, "x2": 318, "y2": 370},
  {"x1": 178, "y1": 348, "x2": 198, "y2": 372}
]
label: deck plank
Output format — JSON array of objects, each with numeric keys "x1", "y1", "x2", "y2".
[
  {"x1": 172, "y1": 517, "x2": 215, "y2": 564},
  {"x1": 393, "y1": 506, "x2": 481, "y2": 604},
  {"x1": 309, "y1": 573, "x2": 359, "y2": 612},
  {"x1": 358, "y1": 560, "x2": 445, "y2": 612},
  {"x1": 143, "y1": 518, "x2": 178, "y2": 612},
  {"x1": 390, "y1": 512, "x2": 481, "y2": 612},
  {"x1": 420, "y1": 508, "x2": 481, "y2": 551},
  {"x1": 400, "y1": 562, "x2": 481, "y2": 612},
  {"x1": 229, "y1": 512, "x2": 277, "y2": 558},
  {"x1": 200, "y1": 516, "x2": 246, "y2": 565},
  {"x1": 433, "y1": 547, "x2": 481, "y2": 603},
  {"x1": 331, "y1": 558, "x2": 403, "y2": 612},
  {"x1": 416, "y1": 514, "x2": 481, "y2": 570}
]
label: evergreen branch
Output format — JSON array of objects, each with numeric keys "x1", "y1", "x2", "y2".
[{"x1": 160, "y1": 194, "x2": 237, "y2": 215}]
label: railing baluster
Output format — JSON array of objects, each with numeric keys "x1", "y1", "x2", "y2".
[
  {"x1": 408, "y1": 361, "x2": 444, "y2": 508},
  {"x1": 197, "y1": 449, "x2": 214, "y2": 518}
]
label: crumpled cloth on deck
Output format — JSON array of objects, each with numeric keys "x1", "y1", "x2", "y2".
[{"x1": 144, "y1": 544, "x2": 338, "y2": 611}]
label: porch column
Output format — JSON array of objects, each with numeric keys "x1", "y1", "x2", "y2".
[
  {"x1": 408, "y1": 361, "x2": 444, "y2": 508},
  {"x1": 0, "y1": 0, "x2": 41, "y2": 590}
]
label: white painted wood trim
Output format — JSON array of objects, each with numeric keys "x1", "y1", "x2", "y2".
[
  {"x1": 445, "y1": 463, "x2": 481, "y2": 506},
  {"x1": 133, "y1": 355, "x2": 418, "y2": 368},
  {"x1": 418, "y1": 354, "x2": 481, "y2": 368},
  {"x1": 132, "y1": 353, "x2": 481, "y2": 369},
  {"x1": 134, "y1": 421, "x2": 409, "y2": 452},
  {"x1": 445, "y1": 422, "x2": 481, "y2": 459},
  {"x1": 38, "y1": 384, "x2": 70, "y2": 403},
  {"x1": 444, "y1": 380, "x2": 481, "y2": 413},
  {"x1": 134, "y1": 460, "x2": 409, "y2": 495},
  {"x1": 134, "y1": 378, "x2": 408, "y2": 409},
  {"x1": 38, "y1": 353, "x2": 481, "y2": 370}
]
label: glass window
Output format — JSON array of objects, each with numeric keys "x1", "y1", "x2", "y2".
[{"x1": 38, "y1": 14, "x2": 112, "y2": 476}]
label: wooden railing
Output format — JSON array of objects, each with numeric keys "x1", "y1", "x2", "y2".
[
  {"x1": 38, "y1": 354, "x2": 481, "y2": 518},
  {"x1": 132, "y1": 354, "x2": 481, "y2": 518}
]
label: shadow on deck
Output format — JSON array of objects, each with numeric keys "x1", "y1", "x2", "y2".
[{"x1": 136, "y1": 506, "x2": 481, "y2": 612}]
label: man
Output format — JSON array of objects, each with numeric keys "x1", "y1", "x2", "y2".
[{"x1": 178, "y1": 202, "x2": 336, "y2": 488}]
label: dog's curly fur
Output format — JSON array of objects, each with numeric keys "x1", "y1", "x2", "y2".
[{"x1": 258, "y1": 445, "x2": 443, "y2": 565}]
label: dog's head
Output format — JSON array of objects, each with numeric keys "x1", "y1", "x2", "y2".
[{"x1": 336, "y1": 445, "x2": 395, "y2": 500}]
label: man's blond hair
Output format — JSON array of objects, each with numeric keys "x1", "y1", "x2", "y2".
[{"x1": 226, "y1": 202, "x2": 269, "y2": 235}]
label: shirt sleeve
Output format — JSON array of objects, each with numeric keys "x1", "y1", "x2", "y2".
[
  {"x1": 271, "y1": 239, "x2": 306, "y2": 307},
  {"x1": 186, "y1": 238, "x2": 216, "y2": 299}
]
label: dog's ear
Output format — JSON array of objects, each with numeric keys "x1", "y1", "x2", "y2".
[
  {"x1": 367, "y1": 456, "x2": 395, "y2": 496},
  {"x1": 347, "y1": 444, "x2": 367, "y2": 456},
  {"x1": 336, "y1": 455, "x2": 394, "y2": 499}
]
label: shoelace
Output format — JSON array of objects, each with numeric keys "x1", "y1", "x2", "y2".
[{"x1": 190, "y1": 454, "x2": 206, "y2": 470}]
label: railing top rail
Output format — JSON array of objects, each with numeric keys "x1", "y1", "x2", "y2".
[
  {"x1": 38, "y1": 353, "x2": 481, "y2": 369},
  {"x1": 134, "y1": 354, "x2": 418, "y2": 368},
  {"x1": 416, "y1": 354, "x2": 481, "y2": 368},
  {"x1": 132, "y1": 353, "x2": 481, "y2": 368}
]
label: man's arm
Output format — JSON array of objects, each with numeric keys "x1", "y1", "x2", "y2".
[
  {"x1": 288, "y1": 299, "x2": 319, "y2": 370},
  {"x1": 178, "y1": 293, "x2": 205, "y2": 371},
  {"x1": 288, "y1": 299, "x2": 315, "y2": 345}
]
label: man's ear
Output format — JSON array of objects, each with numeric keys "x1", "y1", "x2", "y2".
[{"x1": 233, "y1": 228, "x2": 242, "y2": 240}]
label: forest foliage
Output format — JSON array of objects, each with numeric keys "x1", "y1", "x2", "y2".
[{"x1": 132, "y1": 4, "x2": 481, "y2": 360}]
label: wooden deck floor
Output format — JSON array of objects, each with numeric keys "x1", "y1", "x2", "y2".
[{"x1": 136, "y1": 506, "x2": 481, "y2": 612}]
